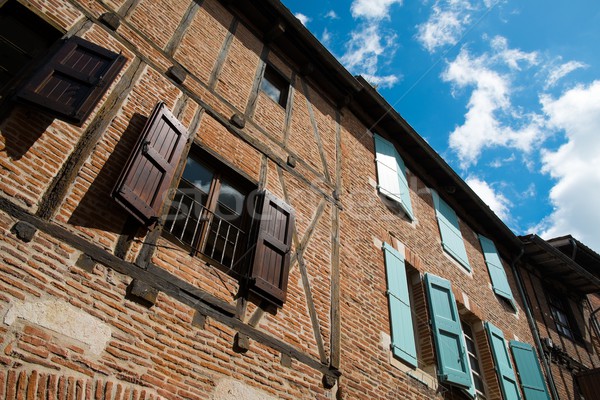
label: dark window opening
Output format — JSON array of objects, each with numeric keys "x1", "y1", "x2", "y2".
[
  {"x1": 547, "y1": 291, "x2": 580, "y2": 341},
  {"x1": 163, "y1": 148, "x2": 255, "y2": 274},
  {"x1": 0, "y1": 0, "x2": 61, "y2": 100},
  {"x1": 260, "y1": 64, "x2": 289, "y2": 108}
]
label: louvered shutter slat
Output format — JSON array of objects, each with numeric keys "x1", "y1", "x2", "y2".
[
  {"x1": 479, "y1": 235, "x2": 515, "y2": 304},
  {"x1": 510, "y1": 341, "x2": 551, "y2": 400},
  {"x1": 383, "y1": 243, "x2": 417, "y2": 367},
  {"x1": 485, "y1": 322, "x2": 521, "y2": 400},
  {"x1": 249, "y1": 191, "x2": 295, "y2": 306},
  {"x1": 424, "y1": 273, "x2": 472, "y2": 388},
  {"x1": 113, "y1": 102, "x2": 188, "y2": 225},
  {"x1": 17, "y1": 36, "x2": 126, "y2": 125}
]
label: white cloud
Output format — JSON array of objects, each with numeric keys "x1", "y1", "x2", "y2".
[
  {"x1": 295, "y1": 13, "x2": 310, "y2": 26},
  {"x1": 545, "y1": 60, "x2": 588, "y2": 89},
  {"x1": 325, "y1": 10, "x2": 339, "y2": 19},
  {"x1": 350, "y1": 0, "x2": 403, "y2": 20},
  {"x1": 442, "y1": 41, "x2": 544, "y2": 167},
  {"x1": 535, "y1": 81, "x2": 600, "y2": 252},
  {"x1": 416, "y1": 1, "x2": 472, "y2": 53},
  {"x1": 321, "y1": 28, "x2": 332, "y2": 47},
  {"x1": 466, "y1": 176, "x2": 511, "y2": 221},
  {"x1": 490, "y1": 36, "x2": 538, "y2": 70},
  {"x1": 362, "y1": 74, "x2": 400, "y2": 89},
  {"x1": 340, "y1": 24, "x2": 400, "y2": 86}
]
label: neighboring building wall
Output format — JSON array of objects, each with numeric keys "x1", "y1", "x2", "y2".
[
  {"x1": 337, "y1": 124, "x2": 537, "y2": 400},
  {"x1": 0, "y1": 1, "x2": 560, "y2": 400},
  {"x1": 518, "y1": 265, "x2": 600, "y2": 399}
]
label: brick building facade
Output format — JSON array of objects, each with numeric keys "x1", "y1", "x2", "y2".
[{"x1": 0, "y1": 0, "x2": 597, "y2": 399}]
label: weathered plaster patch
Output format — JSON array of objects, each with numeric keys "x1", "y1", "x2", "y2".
[{"x1": 4, "y1": 298, "x2": 112, "y2": 354}]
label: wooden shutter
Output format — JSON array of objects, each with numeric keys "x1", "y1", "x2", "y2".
[
  {"x1": 374, "y1": 134, "x2": 413, "y2": 219},
  {"x1": 113, "y1": 102, "x2": 188, "y2": 225},
  {"x1": 431, "y1": 190, "x2": 470, "y2": 270},
  {"x1": 424, "y1": 273, "x2": 472, "y2": 388},
  {"x1": 17, "y1": 36, "x2": 126, "y2": 125},
  {"x1": 249, "y1": 190, "x2": 295, "y2": 306},
  {"x1": 383, "y1": 243, "x2": 417, "y2": 367},
  {"x1": 485, "y1": 322, "x2": 521, "y2": 400},
  {"x1": 479, "y1": 235, "x2": 515, "y2": 305},
  {"x1": 510, "y1": 341, "x2": 551, "y2": 400}
]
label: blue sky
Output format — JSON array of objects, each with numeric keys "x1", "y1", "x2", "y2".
[{"x1": 282, "y1": 0, "x2": 600, "y2": 252}]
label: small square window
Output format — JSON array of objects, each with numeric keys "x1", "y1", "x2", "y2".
[{"x1": 260, "y1": 64, "x2": 289, "y2": 107}]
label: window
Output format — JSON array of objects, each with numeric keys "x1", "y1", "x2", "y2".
[
  {"x1": 260, "y1": 64, "x2": 289, "y2": 107},
  {"x1": 0, "y1": 0, "x2": 61, "y2": 100},
  {"x1": 164, "y1": 149, "x2": 254, "y2": 272},
  {"x1": 478, "y1": 235, "x2": 516, "y2": 309},
  {"x1": 462, "y1": 322, "x2": 487, "y2": 399},
  {"x1": 374, "y1": 134, "x2": 414, "y2": 220},
  {"x1": 114, "y1": 102, "x2": 295, "y2": 306},
  {"x1": 431, "y1": 190, "x2": 470, "y2": 271},
  {"x1": 510, "y1": 341, "x2": 551, "y2": 400},
  {"x1": 17, "y1": 35, "x2": 126, "y2": 125},
  {"x1": 547, "y1": 291, "x2": 577, "y2": 340}
]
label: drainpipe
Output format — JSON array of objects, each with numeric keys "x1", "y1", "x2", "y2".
[{"x1": 511, "y1": 245, "x2": 561, "y2": 400}]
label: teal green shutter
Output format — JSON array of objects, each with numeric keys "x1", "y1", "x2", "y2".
[
  {"x1": 510, "y1": 341, "x2": 551, "y2": 400},
  {"x1": 431, "y1": 191, "x2": 470, "y2": 270},
  {"x1": 479, "y1": 235, "x2": 515, "y2": 306},
  {"x1": 485, "y1": 323, "x2": 521, "y2": 400},
  {"x1": 383, "y1": 243, "x2": 417, "y2": 367},
  {"x1": 374, "y1": 134, "x2": 414, "y2": 219},
  {"x1": 424, "y1": 273, "x2": 472, "y2": 388}
]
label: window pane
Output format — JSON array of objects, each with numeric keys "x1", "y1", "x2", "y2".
[
  {"x1": 215, "y1": 178, "x2": 245, "y2": 224},
  {"x1": 182, "y1": 156, "x2": 213, "y2": 199},
  {"x1": 261, "y1": 78, "x2": 282, "y2": 104}
]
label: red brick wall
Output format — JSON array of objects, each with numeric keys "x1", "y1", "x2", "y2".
[{"x1": 0, "y1": 0, "x2": 561, "y2": 400}]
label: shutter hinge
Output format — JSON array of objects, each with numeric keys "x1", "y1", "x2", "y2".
[{"x1": 142, "y1": 140, "x2": 151, "y2": 154}]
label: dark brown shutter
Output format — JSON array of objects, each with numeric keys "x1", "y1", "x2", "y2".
[
  {"x1": 17, "y1": 36, "x2": 126, "y2": 125},
  {"x1": 249, "y1": 191, "x2": 295, "y2": 306},
  {"x1": 113, "y1": 102, "x2": 188, "y2": 225}
]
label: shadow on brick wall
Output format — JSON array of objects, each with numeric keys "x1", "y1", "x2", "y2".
[
  {"x1": 0, "y1": 105, "x2": 54, "y2": 160},
  {"x1": 68, "y1": 113, "x2": 148, "y2": 235}
]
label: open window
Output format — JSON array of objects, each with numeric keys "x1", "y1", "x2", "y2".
[
  {"x1": 260, "y1": 64, "x2": 289, "y2": 108},
  {"x1": 547, "y1": 290, "x2": 581, "y2": 341},
  {"x1": 114, "y1": 102, "x2": 295, "y2": 306},
  {"x1": 0, "y1": 0, "x2": 62, "y2": 101},
  {"x1": 17, "y1": 35, "x2": 126, "y2": 125},
  {"x1": 163, "y1": 148, "x2": 255, "y2": 273},
  {"x1": 462, "y1": 321, "x2": 488, "y2": 399}
]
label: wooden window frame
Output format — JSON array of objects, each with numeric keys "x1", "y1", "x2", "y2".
[
  {"x1": 162, "y1": 147, "x2": 256, "y2": 275},
  {"x1": 547, "y1": 290, "x2": 580, "y2": 341},
  {"x1": 260, "y1": 64, "x2": 289, "y2": 108},
  {"x1": 462, "y1": 321, "x2": 488, "y2": 399}
]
